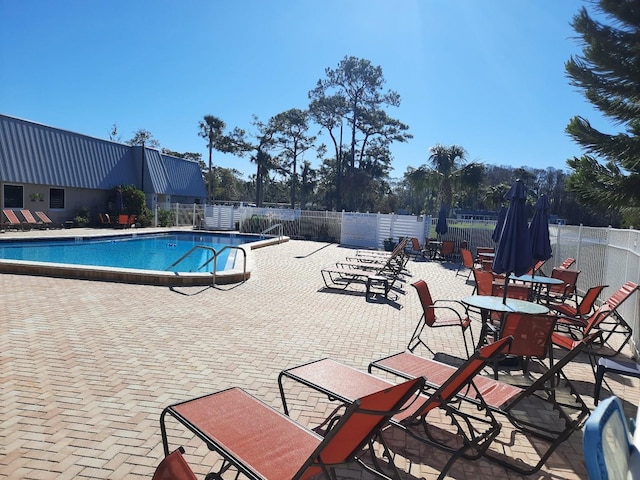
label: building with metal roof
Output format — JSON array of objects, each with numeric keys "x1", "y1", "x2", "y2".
[{"x1": 0, "y1": 114, "x2": 206, "y2": 224}]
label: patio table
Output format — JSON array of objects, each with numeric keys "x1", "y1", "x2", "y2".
[
  {"x1": 461, "y1": 295, "x2": 549, "y2": 348},
  {"x1": 426, "y1": 241, "x2": 442, "y2": 260},
  {"x1": 509, "y1": 274, "x2": 564, "y2": 303}
]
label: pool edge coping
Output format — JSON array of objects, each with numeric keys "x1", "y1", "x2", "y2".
[{"x1": 0, "y1": 229, "x2": 289, "y2": 286}]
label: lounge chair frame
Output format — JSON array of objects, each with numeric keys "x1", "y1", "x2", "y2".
[
  {"x1": 278, "y1": 337, "x2": 513, "y2": 480},
  {"x1": 34, "y1": 210, "x2": 61, "y2": 229},
  {"x1": 161, "y1": 380, "x2": 424, "y2": 480},
  {"x1": 368, "y1": 331, "x2": 602, "y2": 475}
]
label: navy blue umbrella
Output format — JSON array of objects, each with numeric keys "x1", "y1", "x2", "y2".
[
  {"x1": 492, "y1": 180, "x2": 533, "y2": 302},
  {"x1": 492, "y1": 206, "x2": 507, "y2": 243},
  {"x1": 435, "y1": 206, "x2": 448, "y2": 238},
  {"x1": 529, "y1": 194, "x2": 552, "y2": 272}
]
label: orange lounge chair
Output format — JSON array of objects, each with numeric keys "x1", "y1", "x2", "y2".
[
  {"x1": 558, "y1": 257, "x2": 576, "y2": 269},
  {"x1": 544, "y1": 267, "x2": 581, "y2": 304},
  {"x1": 152, "y1": 447, "x2": 197, "y2": 480},
  {"x1": 20, "y1": 209, "x2": 45, "y2": 229},
  {"x1": 34, "y1": 211, "x2": 61, "y2": 229},
  {"x1": 115, "y1": 214, "x2": 136, "y2": 228},
  {"x1": 279, "y1": 337, "x2": 512, "y2": 480},
  {"x1": 553, "y1": 281, "x2": 639, "y2": 358},
  {"x1": 368, "y1": 331, "x2": 601, "y2": 475},
  {"x1": 2, "y1": 209, "x2": 28, "y2": 230},
  {"x1": 160, "y1": 378, "x2": 424, "y2": 480},
  {"x1": 549, "y1": 284, "x2": 607, "y2": 321}
]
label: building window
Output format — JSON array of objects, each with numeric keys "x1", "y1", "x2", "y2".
[
  {"x1": 3, "y1": 185, "x2": 23, "y2": 208},
  {"x1": 50, "y1": 188, "x2": 65, "y2": 209}
]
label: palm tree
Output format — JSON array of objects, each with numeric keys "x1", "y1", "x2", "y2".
[
  {"x1": 198, "y1": 115, "x2": 226, "y2": 201},
  {"x1": 427, "y1": 144, "x2": 468, "y2": 210}
]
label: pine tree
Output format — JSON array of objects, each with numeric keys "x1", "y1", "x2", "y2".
[{"x1": 565, "y1": 0, "x2": 640, "y2": 224}]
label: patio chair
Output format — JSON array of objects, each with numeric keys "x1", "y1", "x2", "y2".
[
  {"x1": 582, "y1": 396, "x2": 640, "y2": 479},
  {"x1": 98, "y1": 213, "x2": 113, "y2": 226},
  {"x1": 35, "y1": 211, "x2": 61, "y2": 229},
  {"x1": 2, "y1": 209, "x2": 28, "y2": 230},
  {"x1": 152, "y1": 447, "x2": 197, "y2": 480},
  {"x1": 471, "y1": 269, "x2": 529, "y2": 341},
  {"x1": 405, "y1": 237, "x2": 425, "y2": 260},
  {"x1": 487, "y1": 312, "x2": 557, "y2": 379},
  {"x1": 558, "y1": 257, "x2": 576, "y2": 269},
  {"x1": 544, "y1": 267, "x2": 581, "y2": 304},
  {"x1": 435, "y1": 240, "x2": 455, "y2": 261},
  {"x1": 20, "y1": 209, "x2": 45, "y2": 229},
  {"x1": 553, "y1": 281, "x2": 638, "y2": 358},
  {"x1": 548, "y1": 284, "x2": 607, "y2": 321},
  {"x1": 160, "y1": 379, "x2": 425, "y2": 480},
  {"x1": 278, "y1": 337, "x2": 513, "y2": 480},
  {"x1": 527, "y1": 259, "x2": 548, "y2": 276},
  {"x1": 116, "y1": 214, "x2": 136, "y2": 228},
  {"x1": 407, "y1": 279, "x2": 474, "y2": 359},
  {"x1": 471, "y1": 268, "x2": 495, "y2": 296},
  {"x1": 369, "y1": 331, "x2": 602, "y2": 475},
  {"x1": 455, "y1": 248, "x2": 476, "y2": 280}
]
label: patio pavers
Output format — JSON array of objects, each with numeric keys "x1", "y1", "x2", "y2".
[{"x1": 1, "y1": 232, "x2": 639, "y2": 479}]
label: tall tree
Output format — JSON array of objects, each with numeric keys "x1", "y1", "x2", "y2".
[
  {"x1": 126, "y1": 129, "x2": 160, "y2": 148},
  {"x1": 109, "y1": 123, "x2": 122, "y2": 142},
  {"x1": 309, "y1": 56, "x2": 411, "y2": 211},
  {"x1": 198, "y1": 115, "x2": 249, "y2": 202},
  {"x1": 424, "y1": 144, "x2": 482, "y2": 211},
  {"x1": 309, "y1": 95, "x2": 348, "y2": 209},
  {"x1": 269, "y1": 108, "x2": 315, "y2": 209},
  {"x1": 565, "y1": 1, "x2": 640, "y2": 225}
]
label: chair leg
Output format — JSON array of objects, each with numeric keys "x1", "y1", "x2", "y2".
[{"x1": 593, "y1": 360, "x2": 606, "y2": 406}]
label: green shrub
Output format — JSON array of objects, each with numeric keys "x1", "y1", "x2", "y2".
[{"x1": 157, "y1": 209, "x2": 174, "y2": 227}]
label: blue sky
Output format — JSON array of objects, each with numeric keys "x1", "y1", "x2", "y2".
[{"x1": 0, "y1": 0, "x2": 611, "y2": 181}]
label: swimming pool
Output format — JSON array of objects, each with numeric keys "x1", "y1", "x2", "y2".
[{"x1": 0, "y1": 230, "x2": 287, "y2": 286}]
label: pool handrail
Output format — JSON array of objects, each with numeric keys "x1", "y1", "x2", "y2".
[
  {"x1": 165, "y1": 245, "x2": 217, "y2": 272},
  {"x1": 166, "y1": 244, "x2": 248, "y2": 286},
  {"x1": 260, "y1": 223, "x2": 283, "y2": 242},
  {"x1": 209, "y1": 245, "x2": 247, "y2": 286}
]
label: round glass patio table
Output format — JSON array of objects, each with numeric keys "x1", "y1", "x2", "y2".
[
  {"x1": 509, "y1": 274, "x2": 564, "y2": 287},
  {"x1": 509, "y1": 274, "x2": 565, "y2": 303},
  {"x1": 461, "y1": 295, "x2": 549, "y2": 349},
  {"x1": 461, "y1": 295, "x2": 549, "y2": 315}
]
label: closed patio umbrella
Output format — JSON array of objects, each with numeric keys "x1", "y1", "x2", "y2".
[
  {"x1": 492, "y1": 206, "x2": 507, "y2": 243},
  {"x1": 529, "y1": 194, "x2": 552, "y2": 275},
  {"x1": 492, "y1": 179, "x2": 533, "y2": 303},
  {"x1": 435, "y1": 206, "x2": 448, "y2": 239}
]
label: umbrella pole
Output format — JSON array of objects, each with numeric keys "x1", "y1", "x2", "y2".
[{"x1": 503, "y1": 273, "x2": 510, "y2": 304}]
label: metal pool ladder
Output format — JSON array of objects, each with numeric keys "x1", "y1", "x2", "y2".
[
  {"x1": 165, "y1": 245, "x2": 247, "y2": 285},
  {"x1": 260, "y1": 223, "x2": 283, "y2": 241}
]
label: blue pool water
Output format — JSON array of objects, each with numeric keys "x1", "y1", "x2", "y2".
[{"x1": 0, "y1": 232, "x2": 258, "y2": 273}]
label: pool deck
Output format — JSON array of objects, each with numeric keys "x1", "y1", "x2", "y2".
[{"x1": 1, "y1": 228, "x2": 639, "y2": 479}]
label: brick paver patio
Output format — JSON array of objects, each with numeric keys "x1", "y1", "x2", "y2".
[{"x1": 1, "y1": 231, "x2": 638, "y2": 479}]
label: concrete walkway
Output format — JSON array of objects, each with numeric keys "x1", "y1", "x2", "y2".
[{"x1": 1, "y1": 233, "x2": 638, "y2": 479}]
